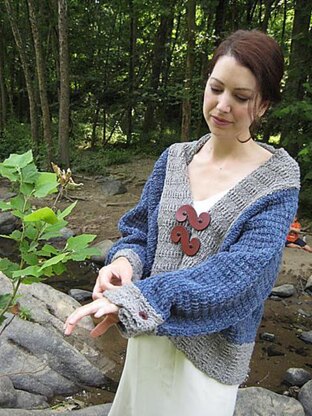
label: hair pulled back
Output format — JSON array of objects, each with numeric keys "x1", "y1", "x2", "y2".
[{"x1": 210, "y1": 30, "x2": 284, "y2": 105}]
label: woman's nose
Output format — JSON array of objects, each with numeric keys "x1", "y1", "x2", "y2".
[{"x1": 216, "y1": 94, "x2": 231, "y2": 113}]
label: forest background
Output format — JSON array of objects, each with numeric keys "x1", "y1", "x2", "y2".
[{"x1": 0, "y1": 0, "x2": 311, "y2": 211}]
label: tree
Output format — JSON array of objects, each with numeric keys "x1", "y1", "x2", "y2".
[
  {"x1": 58, "y1": 0, "x2": 70, "y2": 167},
  {"x1": 141, "y1": 3, "x2": 175, "y2": 138},
  {"x1": 126, "y1": 0, "x2": 137, "y2": 145},
  {"x1": 280, "y1": 0, "x2": 312, "y2": 156},
  {"x1": 27, "y1": 0, "x2": 53, "y2": 166},
  {"x1": 0, "y1": 21, "x2": 8, "y2": 131},
  {"x1": 4, "y1": 0, "x2": 39, "y2": 152},
  {"x1": 181, "y1": 0, "x2": 196, "y2": 141}
]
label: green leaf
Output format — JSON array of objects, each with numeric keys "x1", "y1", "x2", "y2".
[
  {"x1": 0, "y1": 200, "x2": 12, "y2": 211},
  {"x1": 12, "y1": 265, "x2": 41, "y2": 278},
  {"x1": 38, "y1": 253, "x2": 68, "y2": 271},
  {"x1": 37, "y1": 244, "x2": 59, "y2": 256},
  {"x1": 21, "y1": 163, "x2": 38, "y2": 184},
  {"x1": 24, "y1": 207, "x2": 58, "y2": 225},
  {"x1": 2, "y1": 150, "x2": 33, "y2": 169},
  {"x1": 51, "y1": 262, "x2": 66, "y2": 275},
  {"x1": 65, "y1": 234, "x2": 96, "y2": 251},
  {"x1": 10, "y1": 195, "x2": 26, "y2": 211},
  {"x1": 57, "y1": 201, "x2": 77, "y2": 220},
  {"x1": 0, "y1": 293, "x2": 12, "y2": 309},
  {"x1": 20, "y1": 182, "x2": 34, "y2": 196},
  {"x1": 0, "y1": 165, "x2": 18, "y2": 182},
  {"x1": 69, "y1": 247, "x2": 100, "y2": 261},
  {"x1": 21, "y1": 252, "x2": 38, "y2": 266},
  {"x1": 24, "y1": 225, "x2": 38, "y2": 240},
  {"x1": 22, "y1": 275, "x2": 43, "y2": 284},
  {"x1": 39, "y1": 219, "x2": 67, "y2": 240},
  {"x1": 4, "y1": 230, "x2": 22, "y2": 242},
  {"x1": 0, "y1": 316, "x2": 7, "y2": 325},
  {"x1": 0, "y1": 258, "x2": 19, "y2": 278},
  {"x1": 34, "y1": 172, "x2": 58, "y2": 198}
]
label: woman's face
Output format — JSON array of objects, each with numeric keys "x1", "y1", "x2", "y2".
[{"x1": 203, "y1": 55, "x2": 265, "y2": 141}]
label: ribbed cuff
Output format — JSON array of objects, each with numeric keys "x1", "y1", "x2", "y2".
[
  {"x1": 104, "y1": 284, "x2": 164, "y2": 338},
  {"x1": 111, "y1": 249, "x2": 143, "y2": 281}
]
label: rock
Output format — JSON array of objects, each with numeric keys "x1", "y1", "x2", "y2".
[
  {"x1": 305, "y1": 275, "x2": 312, "y2": 294},
  {"x1": 298, "y1": 380, "x2": 312, "y2": 416},
  {"x1": 271, "y1": 284, "x2": 295, "y2": 298},
  {"x1": 283, "y1": 368, "x2": 312, "y2": 387},
  {"x1": 0, "y1": 376, "x2": 17, "y2": 407},
  {"x1": 100, "y1": 177, "x2": 127, "y2": 196},
  {"x1": 0, "y1": 403, "x2": 112, "y2": 416},
  {"x1": 266, "y1": 345, "x2": 285, "y2": 356},
  {"x1": 298, "y1": 308, "x2": 311, "y2": 317},
  {"x1": 69, "y1": 288, "x2": 93, "y2": 302},
  {"x1": 234, "y1": 386, "x2": 305, "y2": 415},
  {"x1": 0, "y1": 273, "x2": 116, "y2": 409},
  {"x1": 15, "y1": 390, "x2": 49, "y2": 409},
  {"x1": 0, "y1": 375, "x2": 48, "y2": 409},
  {"x1": 90, "y1": 240, "x2": 114, "y2": 265},
  {"x1": 299, "y1": 330, "x2": 312, "y2": 344},
  {"x1": 1, "y1": 191, "x2": 17, "y2": 200},
  {"x1": 259, "y1": 332, "x2": 276, "y2": 342},
  {"x1": 0, "y1": 211, "x2": 19, "y2": 234}
]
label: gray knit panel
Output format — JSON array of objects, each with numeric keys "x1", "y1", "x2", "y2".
[
  {"x1": 170, "y1": 334, "x2": 253, "y2": 385},
  {"x1": 151, "y1": 135, "x2": 300, "y2": 275},
  {"x1": 150, "y1": 134, "x2": 300, "y2": 384}
]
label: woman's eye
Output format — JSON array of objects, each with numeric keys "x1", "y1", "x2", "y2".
[
  {"x1": 210, "y1": 86, "x2": 222, "y2": 94},
  {"x1": 236, "y1": 96, "x2": 250, "y2": 102}
]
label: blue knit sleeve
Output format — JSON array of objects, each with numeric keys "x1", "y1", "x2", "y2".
[
  {"x1": 105, "y1": 188, "x2": 298, "y2": 337},
  {"x1": 105, "y1": 148, "x2": 168, "y2": 280}
]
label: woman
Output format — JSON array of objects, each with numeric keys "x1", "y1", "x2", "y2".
[{"x1": 64, "y1": 30, "x2": 300, "y2": 416}]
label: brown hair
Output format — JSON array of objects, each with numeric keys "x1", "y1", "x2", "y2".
[{"x1": 210, "y1": 30, "x2": 284, "y2": 105}]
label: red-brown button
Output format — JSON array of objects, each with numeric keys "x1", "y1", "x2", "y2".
[{"x1": 139, "y1": 311, "x2": 148, "y2": 320}]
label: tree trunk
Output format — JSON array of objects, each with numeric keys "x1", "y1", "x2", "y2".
[
  {"x1": 58, "y1": 0, "x2": 70, "y2": 167},
  {"x1": 0, "y1": 23, "x2": 8, "y2": 131},
  {"x1": 214, "y1": 0, "x2": 228, "y2": 46},
  {"x1": 4, "y1": 0, "x2": 39, "y2": 153},
  {"x1": 181, "y1": 0, "x2": 196, "y2": 142},
  {"x1": 127, "y1": 0, "x2": 137, "y2": 145},
  {"x1": 142, "y1": 6, "x2": 174, "y2": 138},
  {"x1": 28, "y1": 0, "x2": 53, "y2": 166},
  {"x1": 261, "y1": 0, "x2": 276, "y2": 32},
  {"x1": 280, "y1": 0, "x2": 312, "y2": 156}
]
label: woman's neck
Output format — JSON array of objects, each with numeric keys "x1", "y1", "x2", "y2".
[{"x1": 203, "y1": 133, "x2": 253, "y2": 161}]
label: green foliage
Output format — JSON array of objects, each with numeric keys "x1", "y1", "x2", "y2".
[
  {"x1": 274, "y1": 82, "x2": 312, "y2": 180},
  {"x1": 0, "y1": 150, "x2": 100, "y2": 325},
  {"x1": 71, "y1": 147, "x2": 132, "y2": 175},
  {"x1": 0, "y1": 121, "x2": 32, "y2": 161}
]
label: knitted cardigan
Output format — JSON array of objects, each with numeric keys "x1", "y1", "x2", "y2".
[{"x1": 104, "y1": 135, "x2": 300, "y2": 385}]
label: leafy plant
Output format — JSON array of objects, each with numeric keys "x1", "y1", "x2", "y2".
[{"x1": 0, "y1": 150, "x2": 99, "y2": 326}]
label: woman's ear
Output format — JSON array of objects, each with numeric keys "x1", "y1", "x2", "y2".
[{"x1": 258, "y1": 100, "x2": 270, "y2": 118}]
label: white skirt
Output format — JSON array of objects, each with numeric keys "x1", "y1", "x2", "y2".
[{"x1": 108, "y1": 335, "x2": 238, "y2": 416}]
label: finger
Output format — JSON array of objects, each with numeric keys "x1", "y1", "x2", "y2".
[
  {"x1": 90, "y1": 314, "x2": 119, "y2": 338},
  {"x1": 64, "y1": 301, "x2": 102, "y2": 334}
]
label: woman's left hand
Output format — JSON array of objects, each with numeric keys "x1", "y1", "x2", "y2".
[{"x1": 64, "y1": 298, "x2": 119, "y2": 338}]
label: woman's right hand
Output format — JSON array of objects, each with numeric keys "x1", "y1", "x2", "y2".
[{"x1": 92, "y1": 257, "x2": 133, "y2": 300}]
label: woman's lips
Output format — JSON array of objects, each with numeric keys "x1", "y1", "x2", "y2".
[{"x1": 210, "y1": 115, "x2": 233, "y2": 126}]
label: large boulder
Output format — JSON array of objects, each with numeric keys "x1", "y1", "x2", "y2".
[
  {"x1": 0, "y1": 273, "x2": 116, "y2": 409},
  {"x1": 298, "y1": 380, "x2": 312, "y2": 416},
  {"x1": 234, "y1": 387, "x2": 305, "y2": 416},
  {"x1": 0, "y1": 403, "x2": 112, "y2": 416}
]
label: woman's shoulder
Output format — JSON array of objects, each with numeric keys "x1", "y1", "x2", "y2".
[
  {"x1": 167, "y1": 134, "x2": 211, "y2": 162},
  {"x1": 257, "y1": 143, "x2": 300, "y2": 189}
]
